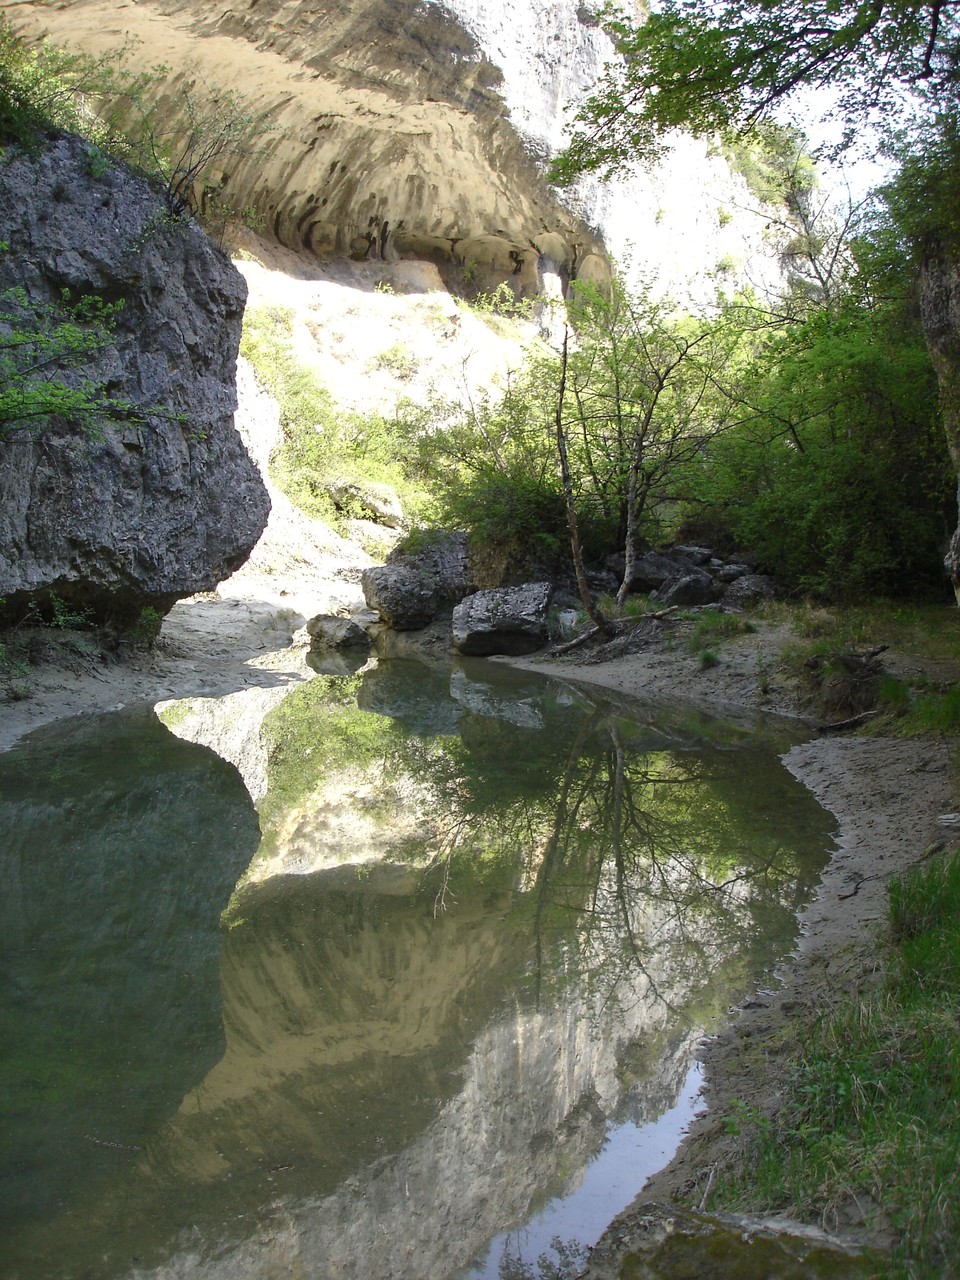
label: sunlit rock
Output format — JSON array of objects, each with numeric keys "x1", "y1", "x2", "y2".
[{"x1": 452, "y1": 581, "x2": 553, "y2": 655}]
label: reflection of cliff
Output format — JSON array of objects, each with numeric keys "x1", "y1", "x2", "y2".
[
  {"x1": 0, "y1": 711, "x2": 260, "y2": 1262},
  {"x1": 15, "y1": 661, "x2": 835, "y2": 1280},
  {"x1": 69, "y1": 867, "x2": 701, "y2": 1280}
]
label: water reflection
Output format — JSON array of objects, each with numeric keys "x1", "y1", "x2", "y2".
[
  {"x1": 0, "y1": 711, "x2": 261, "y2": 1275},
  {"x1": 0, "y1": 662, "x2": 834, "y2": 1280}
]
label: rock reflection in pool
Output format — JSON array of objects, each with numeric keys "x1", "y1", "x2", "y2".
[
  {"x1": 0, "y1": 660, "x2": 835, "y2": 1280},
  {"x1": 0, "y1": 709, "x2": 261, "y2": 1277}
]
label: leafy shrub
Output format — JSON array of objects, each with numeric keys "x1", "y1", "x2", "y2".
[{"x1": 689, "y1": 289, "x2": 950, "y2": 601}]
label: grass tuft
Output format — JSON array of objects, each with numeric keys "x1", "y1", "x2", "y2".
[{"x1": 714, "y1": 850, "x2": 960, "y2": 1277}]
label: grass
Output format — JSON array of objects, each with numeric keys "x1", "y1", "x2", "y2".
[
  {"x1": 686, "y1": 610, "x2": 756, "y2": 655},
  {"x1": 713, "y1": 850, "x2": 960, "y2": 1278},
  {"x1": 758, "y1": 600, "x2": 960, "y2": 730},
  {"x1": 760, "y1": 599, "x2": 960, "y2": 665}
]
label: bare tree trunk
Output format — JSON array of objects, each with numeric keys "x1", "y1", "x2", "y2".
[
  {"x1": 556, "y1": 328, "x2": 614, "y2": 635},
  {"x1": 919, "y1": 244, "x2": 960, "y2": 604},
  {"x1": 617, "y1": 457, "x2": 640, "y2": 607}
]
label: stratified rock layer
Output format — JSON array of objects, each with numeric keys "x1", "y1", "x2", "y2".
[
  {"x1": 9, "y1": 0, "x2": 609, "y2": 297},
  {"x1": 0, "y1": 134, "x2": 270, "y2": 625}
]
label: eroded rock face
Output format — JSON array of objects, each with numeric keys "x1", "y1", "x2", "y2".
[
  {"x1": 0, "y1": 134, "x2": 270, "y2": 626},
  {"x1": 9, "y1": 0, "x2": 608, "y2": 298},
  {"x1": 8, "y1": 0, "x2": 785, "y2": 304}
]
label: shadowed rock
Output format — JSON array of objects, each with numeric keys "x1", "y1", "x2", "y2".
[{"x1": 0, "y1": 135, "x2": 269, "y2": 627}]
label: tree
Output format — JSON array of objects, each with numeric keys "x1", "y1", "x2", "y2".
[
  {"x1": 550, "y1": 0, "x2": 959, "y2": 183},
  {"x1": 687, "y1": 243, "x2": 951, "y2": 598},
  {"x1": 550, "y1": 0, "x2": 960, "y2": 600},
  {"x1": 562, "y1": 283, "x2": 743, "y2": 603}
]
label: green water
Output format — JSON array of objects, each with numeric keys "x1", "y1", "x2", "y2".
[{"x1": 0, "y1": 660, "x2": 835, "y2": 1279}]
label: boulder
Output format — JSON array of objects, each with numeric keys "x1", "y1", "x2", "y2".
[
  {"x1": 583, "y1": 1201, "x2": 871, "y2": 1280},
  {"x1": 452, "y1": 582, "x2": 553, "y2": 656},
  {"x1": 723, "y1": 573, "x2": 777, "y2": 607},
  {"x1": 717, "y1": 562, "x2": 751, "y2": 583},
  {"x1": 673, "y1": 543, "x2": 715, "y2": 565},
  {"x1": 326, "y1": 477, "x2": 404, "y2": 528},
  {"x1": 306, "y1": 614, "x2": 373, "y2": 650},
  {"x1": 361, "y1": 564, "x2": 440, "y2": 630},
  {"x1": 0, "y1": 134, "x2": 269, "y2": 627},
  {"x1": 658, "y1": 571, "x2": 720, "y2": 607},
  {"x1": 362, "y1": 530, "x2": 474, "y2": 630},
  {"x1": 608, "y1": 550, "x2": 694, "y2": 592}
]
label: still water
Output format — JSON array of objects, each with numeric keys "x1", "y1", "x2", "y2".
[{"x1": 0, "y1": 659, "x2": 834, "y2": 1279}]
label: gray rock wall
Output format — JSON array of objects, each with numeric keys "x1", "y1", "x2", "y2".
[{"x1": 0, "y1": 134, "x2": 270, "y2": 626}]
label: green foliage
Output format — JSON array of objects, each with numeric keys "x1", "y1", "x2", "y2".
[
  {"x1": 131, "y1": 71, "x2": 275, "y2": 216},
  {"x1": 0, "y1": 18, "x2": 145, "y2": 153},
  {"x1": 399, "y1": 368, "x2": 575, "y2": 577},
  {"x1": 688, "y1": 274, "x2": 950, "y2": 600},
  {"x1": 882, "y1": 113, "x2": 960, "y2": 257},
  {"x1": 0, "y1": 19, "x2": 271, "y2": 223},
  {"x1": 125, "y1": 605, "x2": 164, "y2": 649},
  {"x1": 467, "y1": 281, "x2": 534, "y2": 320},
  {"x1": 717, "y1": 851, "x2": 960, "y2": 1277},
  {"x1": 0, "y1": 286, "x2": 145, "y2": 441},
  {"x1": 550, "y1": 0, "x2": 953, "y2": 183},
  {"x1": 371, "y1": 341, "x2": 417, "y2": 380},
  {"x1": 687, "y1": 612, "x2": 756, "y2": 656},
  {"x1": 718, "y1": 121, "x2": 817, "y2": 206}
]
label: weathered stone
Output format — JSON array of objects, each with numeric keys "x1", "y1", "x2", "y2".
[
  {"x1": 362, "y1": 530, "x2": 475, "y2": 630},
  {"x1": 673, "y1": 543, "x2": 714, "y2": 565},
  {"x1": 306, "y1": 614, "x2": 373, "y2": 650},
  {"x1": 717, "y1": 562, "x2": 751, "y2": 583},
  {"x1": 0, "y1": 134, "x2": 269, "y2": 627},
  {"x1": 583, "y1": 1201, "x2": 874, "y2": 1280},
  {"x1": 326, "y1": 477, "x2": 404, "y2": 528},
  {"x1": 361, "y1": 564, "x2": 440, "y2": 630},
  {"x1": 628, "y1": 551, "x2": 697, "y2": 591},
  {"x1": 452, "y1": 582, "x2": 552, "y2": 656},
  {"x1": 723, "y1": 573, "x2": 777, "y2": 607},
  {"x1": 658, "y1": 571, "x2": 720, "y2": 607}
]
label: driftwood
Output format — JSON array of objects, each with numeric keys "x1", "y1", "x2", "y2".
[
  {"x1": 817, "y1": 709, "x2": 883, "y2": 733},
  {"x1": 550, "y1": 606, "x2": 678, "y2": 657}
]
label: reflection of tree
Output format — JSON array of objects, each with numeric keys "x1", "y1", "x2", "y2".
[
  {"x1": 497, "y1": 1234, "x2": 587, "y2": 1280},
  {"x1": 394, "y1": 686, "x2": 827, "y2": 1022},
  {"x1": 521, "y1": 713, "x2": 823, "y2": 1018},
  {"x1": 260, "y1": 661, "x2": 829, "y2": 1023}
]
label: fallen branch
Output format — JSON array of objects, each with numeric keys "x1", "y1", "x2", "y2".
[
  {"x1": 551, "y1": 623, "x2": 606, "y2": 656},
  {"x1": 817, "y1": 709, "x2": 883, "y2": 733},
  {"x1": 549, "y1": 606, "x2": 679, "y2": 656}
]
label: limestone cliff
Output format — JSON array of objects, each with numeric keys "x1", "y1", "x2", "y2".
[
  {"x1": 8, "y1": 0, "x2": 783, "y2": 301},
  {"x1": 0, "y1": 134, "x2": 270, "y2": 626}
]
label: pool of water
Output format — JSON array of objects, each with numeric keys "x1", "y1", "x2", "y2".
[{"x1": 0, "y1": 658, "x2": 835, "y2": 1279}]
